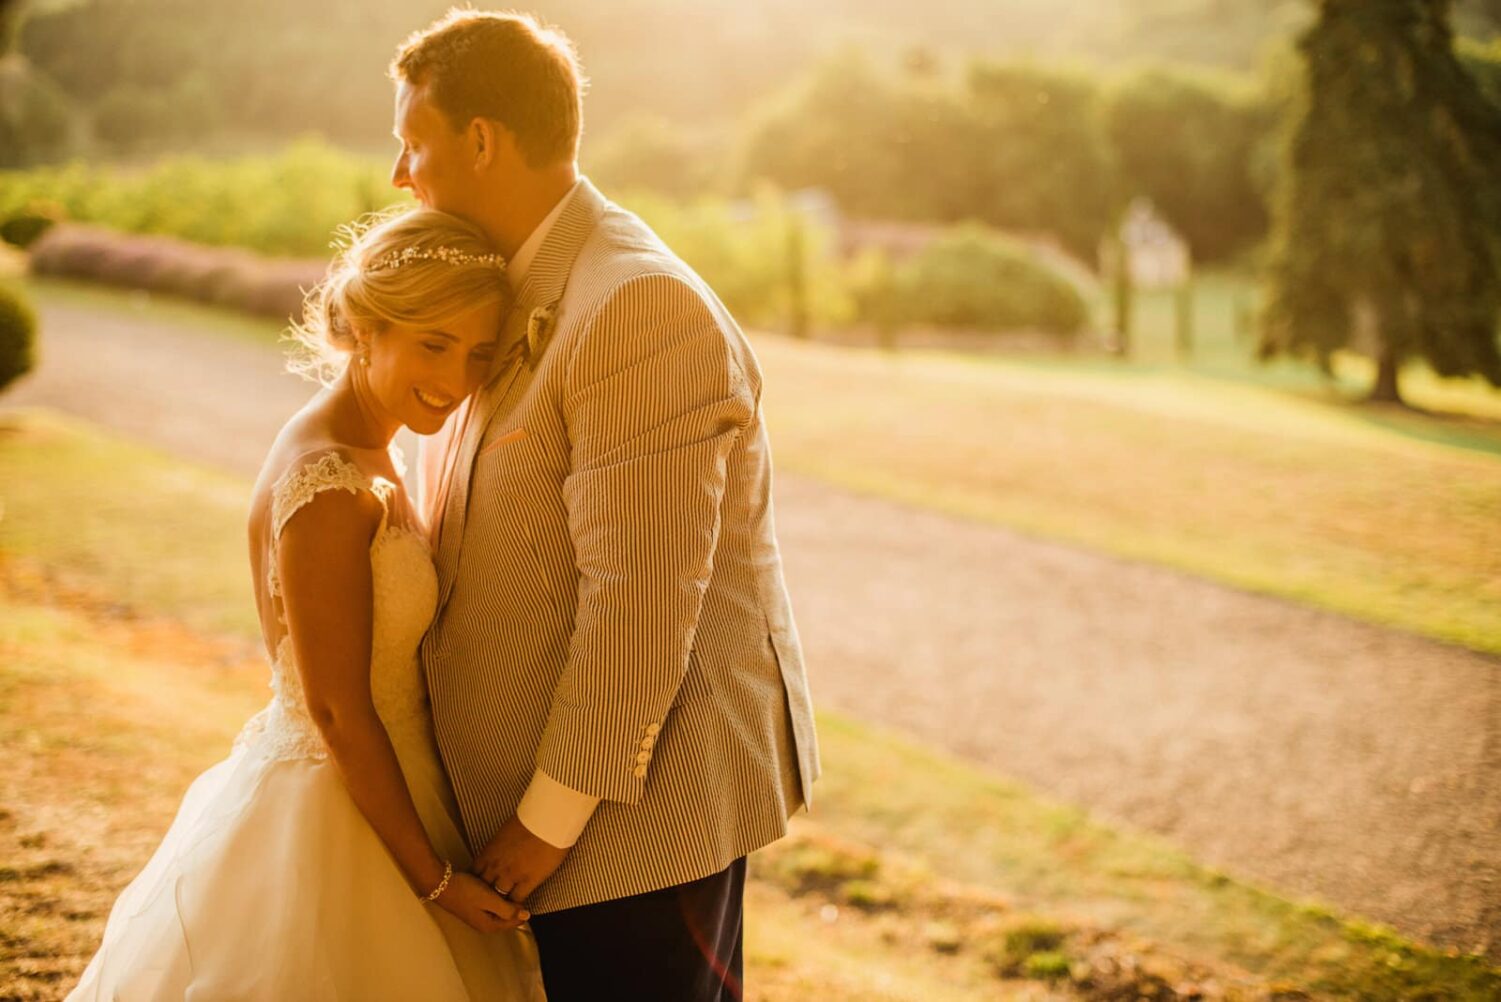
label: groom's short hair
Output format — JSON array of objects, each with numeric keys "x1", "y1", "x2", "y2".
[{"x1": 391, "y1": 9, "x2": 584, "y2": 168}]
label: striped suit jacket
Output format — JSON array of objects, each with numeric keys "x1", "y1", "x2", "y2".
[{"x1": 419, "y1": 178, "x2": 820, "y2": 914}]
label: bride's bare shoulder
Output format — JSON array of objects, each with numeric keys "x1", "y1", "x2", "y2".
[{"x1": 249, "y1": 408, "x2": 361, "y2": 520}]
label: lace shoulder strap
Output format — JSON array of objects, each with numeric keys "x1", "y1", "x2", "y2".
[{"x1": 271, "y1": 450, "x2": 387, "y2": 540}]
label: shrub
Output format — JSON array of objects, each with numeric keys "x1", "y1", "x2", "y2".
[
  {"x1": 26, "y1": 223, "x2": 322, "y2": 320},
  {"x1": 0, "y1": 282, "x2": 38, "y2": 394},
  {"x1": 1, "y1": 212, "x2": 55, "y2": 248},
  {"x1": 28, "y1": 225, "x2": 113, "y2": 277},
  {"x1": 866, "y1": 225, "x2": 1090, "y2": 338},
  {"x1": 0, "y1": 140, "x2": 402, "y2": 257},
  {"x1": 1021, "y1": 950, "x2": 1072, "y2": 981},
  {"x1": 985, "y1": 916, "x2": 1071, "y2": 977}
]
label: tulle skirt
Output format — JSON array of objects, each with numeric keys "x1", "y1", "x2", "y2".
[{"x1": 67, "y1": 723, "x2": 545, "y2": 1001}]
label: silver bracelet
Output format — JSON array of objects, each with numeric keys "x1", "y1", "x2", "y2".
[{"x1": 421, "y1": 860, "x2": 453, "y2": 902}]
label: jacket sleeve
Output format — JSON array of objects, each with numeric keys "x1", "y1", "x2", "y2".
[{"x1": 534, "y1": 272, "x2": 754, "y2": 804}]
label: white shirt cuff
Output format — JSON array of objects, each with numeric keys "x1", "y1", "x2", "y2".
[{"x1": 515, "y1": 768, "x2": 601, "y2": 849}]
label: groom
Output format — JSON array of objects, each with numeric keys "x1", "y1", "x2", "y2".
[{"x1": 395, "y1": 10, "x2": 820, "y2": 1000}]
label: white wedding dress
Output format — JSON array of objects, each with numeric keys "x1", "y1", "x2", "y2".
[{"x1": 68, "y1": 450, "x2": 545, "y2": 1001}]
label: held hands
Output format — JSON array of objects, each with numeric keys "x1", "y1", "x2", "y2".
[
  {"x1": 433, "y1": 870, "x2": 531, "y2": 933},
  {"x1": 472, "y1": 814, "x2": 570, "y2": 906}
]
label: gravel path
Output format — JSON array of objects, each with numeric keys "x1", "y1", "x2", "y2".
[{"x1": 9, "y1": 291, "x2": 1500, "y2": 960}]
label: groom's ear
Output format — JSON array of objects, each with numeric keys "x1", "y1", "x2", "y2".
[
  {"x1": 467, "y1": 118, "x2": 495, "y2": 172},
  {"x1": 468, "y1": 119, "x2": 510, "y2": 174},
  {"x1": 468, "y1": 118, "x2": 523, "y2": 174}
]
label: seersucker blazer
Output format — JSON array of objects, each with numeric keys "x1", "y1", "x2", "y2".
[{"x1": 419, "y1": 177, "x2": 820, "y2": 915}]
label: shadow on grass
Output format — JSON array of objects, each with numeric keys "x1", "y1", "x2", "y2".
[{"x1": 1333, "y1": 399, "x2": 1501, "y2": 459}]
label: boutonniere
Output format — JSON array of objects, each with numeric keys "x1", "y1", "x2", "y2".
[{"x1": 524, "y1": 303, "x2": 558, "y2": 370}]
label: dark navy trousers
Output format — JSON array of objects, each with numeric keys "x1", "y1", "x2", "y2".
[{"x1": 527, "y1": 857, "x2": 747, "y2": 1002}]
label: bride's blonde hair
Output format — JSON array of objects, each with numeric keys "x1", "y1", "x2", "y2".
[{"x1": 287, "y1": 207, "x2": 509, "y2": 385}]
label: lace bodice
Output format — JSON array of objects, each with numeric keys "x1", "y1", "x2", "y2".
[{"x1": 235, "y1": 450, "x2": 439, "y2": 760}]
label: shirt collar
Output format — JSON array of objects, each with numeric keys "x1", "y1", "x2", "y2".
[{"x1": 507, "y1": 178, "x2": 582, "y2": 293}]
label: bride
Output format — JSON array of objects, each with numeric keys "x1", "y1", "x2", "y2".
[{"x1": 68, "y1": 208, "x2": 546, "y2": 1000}]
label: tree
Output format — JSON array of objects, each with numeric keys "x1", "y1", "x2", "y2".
[
  {"x1": 0, "y1": 0, "x2": 83, "y2": 166},
  {"x1": 1261, "y1": 0, "x2": 1501, "y2": 404},
  {"x1": 1467, "y1": 0, "x2": 1501, "y2": 31},
  {"x1": 965, "y1": 62, "x2": 1118, "y2": 259},
  {"x1": 585, "y1": 114, "x2": 718, "y2": 199},
  {"x1": 1105, "y1": 67, "x2": 1274, "y2": 264}
]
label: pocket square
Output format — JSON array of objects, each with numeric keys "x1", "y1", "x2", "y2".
[{"x1": 479, "y1": 427, "x2": 529, "y2": 456}]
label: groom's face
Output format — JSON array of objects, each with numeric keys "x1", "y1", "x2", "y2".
[{"x1": 391, "y1": 80, "x2": 479, "y2": 217}]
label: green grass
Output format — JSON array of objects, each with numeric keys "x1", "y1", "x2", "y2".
[
  {"x1": 756, "y1": 334, "x2": 1501, "y2": 654},
  {"x1": 2, "y1": 408, "x2": 1497, "y2": 1000},
  {"x1": 1092, "y1": 271, "x2": 1501, "y2": 425},
  {"x1": 24, "y1": 275, "x2": 287, "y2": 348},
  {"x1": 816, "y1": 714, "x2": 1501, "y2": 1000},
  {"x1": 0, "y1": 409, "x2": 258, "y2": 637}
]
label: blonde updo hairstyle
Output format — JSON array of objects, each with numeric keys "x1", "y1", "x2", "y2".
[{"x1": 288, "y1": 207, "x2": 510, "y2": 385}]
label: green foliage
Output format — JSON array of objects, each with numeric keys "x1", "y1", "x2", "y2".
[
  {"x1": 986, "y1": 916, "x2": 1071, "y2": 976},
  {"x1": 1105, "y1": 66, "x2": 1275, "y2": 263},
  {"x1": 0, "y1": 140, "x2": 404, "y2": 256},
  {"x1": 586, "y1": 115, "x2": 721, "y2": 200},
  {"x1": 620, "y1": 190, "x2": 851, "y2": 329},
  {"x1": 18, "y1": 0, "x2": 435, "y2": 150},
  {"x1": 4, "y1": 146, "x2": 1096, "y2": 340},
  {"x1": 758, "y1": 837, "x2": 881, "y2": 897},
  {"x1": 739, "y1": 56, "x2": 1117, "y2": 258},
  {"x1": 738, "y1": 53, "x2": 969, "y2": 223},
  {"x1": 860, "y1": 225, "x2": 1089, "y2": 338},
  {"x1": 965, "y1": 62, "x2": 1118, "y2": 258},
  {"x1": 0, "y1": 280, "x2": 38, "y2": 393},
  {"x1": 0, "y1": 54, "x2": 82, "y2": 167},
  {"x1": 1262, "y1": 0, "x2": 1501, "y2": 401},
  {"x1": 1459, "y1": 36, "x2": 1501, "y2": 105},
  {"x1": 7, "y1": 0, "x2": 1499, "y2": 173},
  {"x1": 0, "y1": 208, "x2": 57, "y2": 247},
  {"x1": 92, "y1": 73, "x2": 215, "y2": 153},
  {"x1": 1021, "y1": 950, "x2": 1072, "y2": 980},
  {"x1": 30, "y1": 0, "x2": 1491, "y2": 268}
]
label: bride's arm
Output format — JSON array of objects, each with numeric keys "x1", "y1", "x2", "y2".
[{"x1": 277, "y1": 486, "x2": 526, "y2": 933}]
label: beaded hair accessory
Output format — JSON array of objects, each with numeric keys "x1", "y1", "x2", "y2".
[{"x1": 367, "y1": 246, "x2": 507, "y2": 274}]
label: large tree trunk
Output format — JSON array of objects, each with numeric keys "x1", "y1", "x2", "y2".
[{"x1": 1370, "y1": 343, "x2": 1404, "y2": 405}]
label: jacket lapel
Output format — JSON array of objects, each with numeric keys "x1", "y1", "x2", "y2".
[{"x1": 432, "y1": 178, "x2": 610, "y2": 611}]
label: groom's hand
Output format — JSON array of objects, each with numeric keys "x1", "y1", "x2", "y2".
[{"x1": 472, "y1": 814, "x2": 569, "y2": 905}]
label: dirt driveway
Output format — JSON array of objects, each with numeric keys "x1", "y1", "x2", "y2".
[{"x1": 8, "y1": 290, "x2": 1499, "y2": 960}]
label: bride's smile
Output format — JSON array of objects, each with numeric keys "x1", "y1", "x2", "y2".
[{"x1": 350, "y1": 308, "x2": 503, "y2": 438}]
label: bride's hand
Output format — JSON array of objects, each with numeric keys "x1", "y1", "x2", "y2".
[{"x1": 434, "y1": 871, "x2": 530, "y2": 933}]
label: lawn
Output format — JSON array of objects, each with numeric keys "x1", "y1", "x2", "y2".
[
  {"x1": 755, "y1": 334, "x2": 1501, "y2": 654},
  {"x1": 1, "y1": 408, "x2": 1496, "y2": 1001}
]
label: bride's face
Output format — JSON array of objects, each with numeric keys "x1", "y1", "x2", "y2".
[{"x1": 356, "y1": 300, "x2": 504, "y2": 436}]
